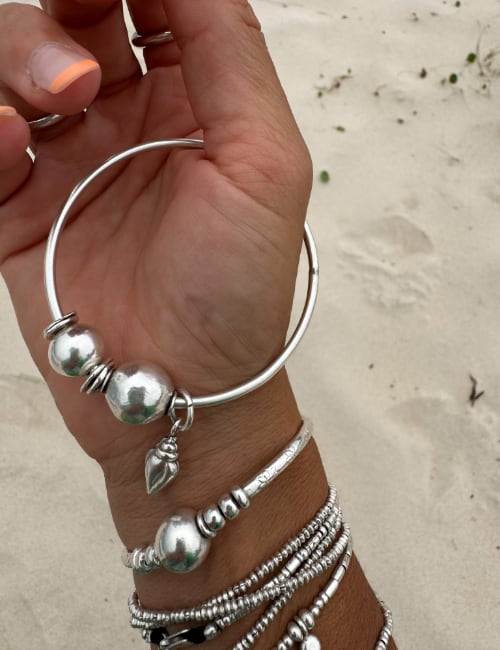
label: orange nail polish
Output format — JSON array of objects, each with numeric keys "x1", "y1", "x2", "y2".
[
  {"x1": 0, "y1": 105, "x2": 17, "y2": 117},
  {"x1": 29, "y1": 43, "x2": 100, "y2": 95},
  {"x1": 49, "y1": 59, "x2": 100, "y2": 94}
]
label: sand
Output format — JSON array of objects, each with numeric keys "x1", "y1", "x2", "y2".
[{"x1": 1, "y1": 1, "x2": 499, "y2": 648}]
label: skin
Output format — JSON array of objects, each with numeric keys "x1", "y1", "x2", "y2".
[{"x1": 0, "y1": 1, "x2": 398, "y2": 648}]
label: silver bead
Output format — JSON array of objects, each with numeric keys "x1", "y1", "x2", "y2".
[
  {"x1": 218, "y1": 494, "x2": 240, "y2": 520},
  {"x1": 288, "y1": 622, "x2": 305, "y2": 642},
  {"x1": 231, "y1": 486, "x2": 250, "y2": 509},
  {"x1": 204, "y1": 623, "x2": 218, "y2": 640},
  {"x1": 203, "y1": 505, "x2": 226, "y2": 532},
  {"x1": 49, "y1": 324, "x2": 103, "y2": 377},
  {"x1": 105, "y1": 361, "x2": 174, "y2": 425},
  {"x1": 301, "y1": 636, "x2": 321, "y2": 650},
  {"x1": 155, "y1": 508, "x2": 210, "y2": 573},
  {"x1": 299, "y1": 609, "x2": 315, "y2": 630}
]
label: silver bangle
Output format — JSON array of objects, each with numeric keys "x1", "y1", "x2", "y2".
[
  {"x1": 123, "y1": 419, "x2": 313, "y2": 574},
  {"x1": 43, "y1": 138, "x2": 319, "y2": 494}
]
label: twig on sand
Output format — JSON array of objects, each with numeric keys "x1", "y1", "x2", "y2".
[{"x1": 468, "y1": 375, "x2": 485, "y2": 407}]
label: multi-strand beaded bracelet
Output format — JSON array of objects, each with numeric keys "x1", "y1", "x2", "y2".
[{"x1": 42, "y1": 139, "x2": 394, "y2": 649}]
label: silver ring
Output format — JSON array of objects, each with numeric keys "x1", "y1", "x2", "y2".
[
  {"x1": 28, "y1": 114, "x2": 67, "y2": 131},
  {"x1": 131, "y1": 30, "x2": 174, "y2": 48},
  {"x1": 43, "y1": 138, "x2": 319, "y2": 410}
]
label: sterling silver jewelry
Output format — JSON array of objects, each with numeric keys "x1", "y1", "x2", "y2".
[
  {"x1": 28, "y1": 113, "x2": 68, "y2": 130},
  {"x1": 129, "y1": 486, "x2": 349, "y2": 647},
  {"x1": 130, "y1": 486, "x2": 339, "y2": 628},
  {"x1": 43, "y1": 138, "x2": 319, "y2": 495},
  {"x1": 131, "y1": 30, "x2": 174, "y2": 48},
  {"x1": 375, "y1": 599, "x2": 394, "y2": 650},
  {"x1": 123, "y1": 419, "x2": 313, "y2": 574}
]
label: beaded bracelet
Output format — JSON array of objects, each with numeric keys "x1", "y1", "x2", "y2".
[
  {"x1": 130, "y1": 484, "x2": 394, "y2": 650},
  {"x1": 42, "y1": 139, "x2": 319, "y2": 496},
  {"x1": 123, "y1": 419, "x2": 313, "y2": 574},
  {"x1": 129, "y1": 486, "x2": 347, "y2": 646}
]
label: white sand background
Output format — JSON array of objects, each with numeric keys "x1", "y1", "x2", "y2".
[{"x1": 1, "y1": 0, "x2": 499, "y2": 648}]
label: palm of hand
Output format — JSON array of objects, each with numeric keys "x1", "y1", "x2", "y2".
[{"x1": 0, "y1": 67, "x2": 305, "y2": 461}]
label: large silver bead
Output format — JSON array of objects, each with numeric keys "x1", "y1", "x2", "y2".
[
  {"x1": 301, "y1": 636, "x2": 321, "y2": 650},
  {"x1": 48, "y1": 324, "x2": 103, "y2": 377},
  {"x1": 105, "y1": 361, "x2": 174, "y2": 425},
  {"x1": 155, "y1": 508, "x2": 210, "y2": 573}
]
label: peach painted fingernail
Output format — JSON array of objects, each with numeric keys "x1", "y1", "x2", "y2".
[
  {"x1": 0, "y1": 105, "x2": 17, "y2": 117},
  {"x1": 29, "y1": 43, "x2": 100, "y2": 94}
]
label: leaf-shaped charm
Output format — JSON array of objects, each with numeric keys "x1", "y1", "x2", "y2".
[{"x1": 145, "y1": 440, "x2": 179, "y2": 495}]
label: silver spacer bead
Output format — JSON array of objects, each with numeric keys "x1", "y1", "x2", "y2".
[
  {"x1": 218, "y1": 494, "x2": 241, "y2": 520},
  {"x1": 288, "y1": 621, "x2": 305, "y2": 642},
  {"x1": 196, "y1": 511, "x2": 217, "y2": 539},
  {"x1": 43, "y1": 312, "x2": 78, "y2": 340},
  {"x1": 299, "y1": 609, "x2": 316, "y2": 630},
  {"x1": 231, "y1": 486, "x2": 250, "y2": 509},
  {"x1": 203, "y1": 505, "x2": 226, "y2": 533},
  {"x1": 81, "y1": 359, "x2": 115, "y2": 394}
]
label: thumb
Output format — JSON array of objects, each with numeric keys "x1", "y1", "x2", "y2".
[{"x1": 164, "y1": 0, "x2": 311, "y2": 215}]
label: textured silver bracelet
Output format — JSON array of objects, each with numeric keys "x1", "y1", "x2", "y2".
[
  {"x1": 43, "y1": 139, "x2": 319, "y2": 496},
  {"x1": 375, "y1": 599, "x2": 394, "y2": 650},
  {"x1": 123, "y1": 419, "x2": 313, "y2": 574}
]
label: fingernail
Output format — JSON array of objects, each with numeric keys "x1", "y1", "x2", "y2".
[
  {"x1": 29, "y1": 43, "x2": 99, "y2": 94},
  {"x1": 0, "y1": 105, "x2": 17, "y2": 117}
]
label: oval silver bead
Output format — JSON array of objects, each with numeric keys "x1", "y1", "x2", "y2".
[
  {"x1": 48, "y1": 324, "x2": 103, "y2": 377},
  {"x1": 105, "y1": 361, "x2": 174, "y2": 425},
  {"x1": 155, "y1": 508, "x2": 211, "y2": 573}
]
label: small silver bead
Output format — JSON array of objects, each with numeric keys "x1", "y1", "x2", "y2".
[
  {"x1": 218, "y1": 494, "x2": 240, "y2": 520},
  {"x1": 294, "y1": 616, "x2": 309, "y2": 636},
  {"x1": 203, "y1": 505, "x2": 226, "y2": 532},
  {"x1": 231, "y1": 486, "x2": 250, "y2": 509},
  {"x1": 105, "y1": 361, "x2": 174, "y2": 425},
  {"x1": 155, "y1": 508, "x2": 211, "y2": 573},
  {"x1": 204, "y1": 623, "x2": 218, "y2": 640},
  {"x1": 196, "y1": 511, "x2": 216, "y2": 539},
  {"x1": 49, "y1": 324, "x2": 103, "y2": 377},
  {"x1": 288, "y1": 622, "x2": 305, "y2": 642}
]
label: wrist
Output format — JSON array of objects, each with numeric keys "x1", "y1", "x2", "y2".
[
  {"x1": 102, "y1": 369, "x2": 322, "y2": 560},
  {"x1": 103, "y1": 370, "x2": 330, "y2": 647}
]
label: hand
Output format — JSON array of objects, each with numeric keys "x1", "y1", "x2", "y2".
[
  {"x1": 0, "y1": 0, "x2": 312, "y2": 468},
  {"x1": 0, "y1": 5, "x2": 397, "y2": 648}
]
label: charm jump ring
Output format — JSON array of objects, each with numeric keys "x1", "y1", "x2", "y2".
[
  {"x1": 131, "y1": 30, "x2": 174, "y2": 48},
  {"x1": 168, "y1": 390, "x2": 194, "y2": 432}
]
